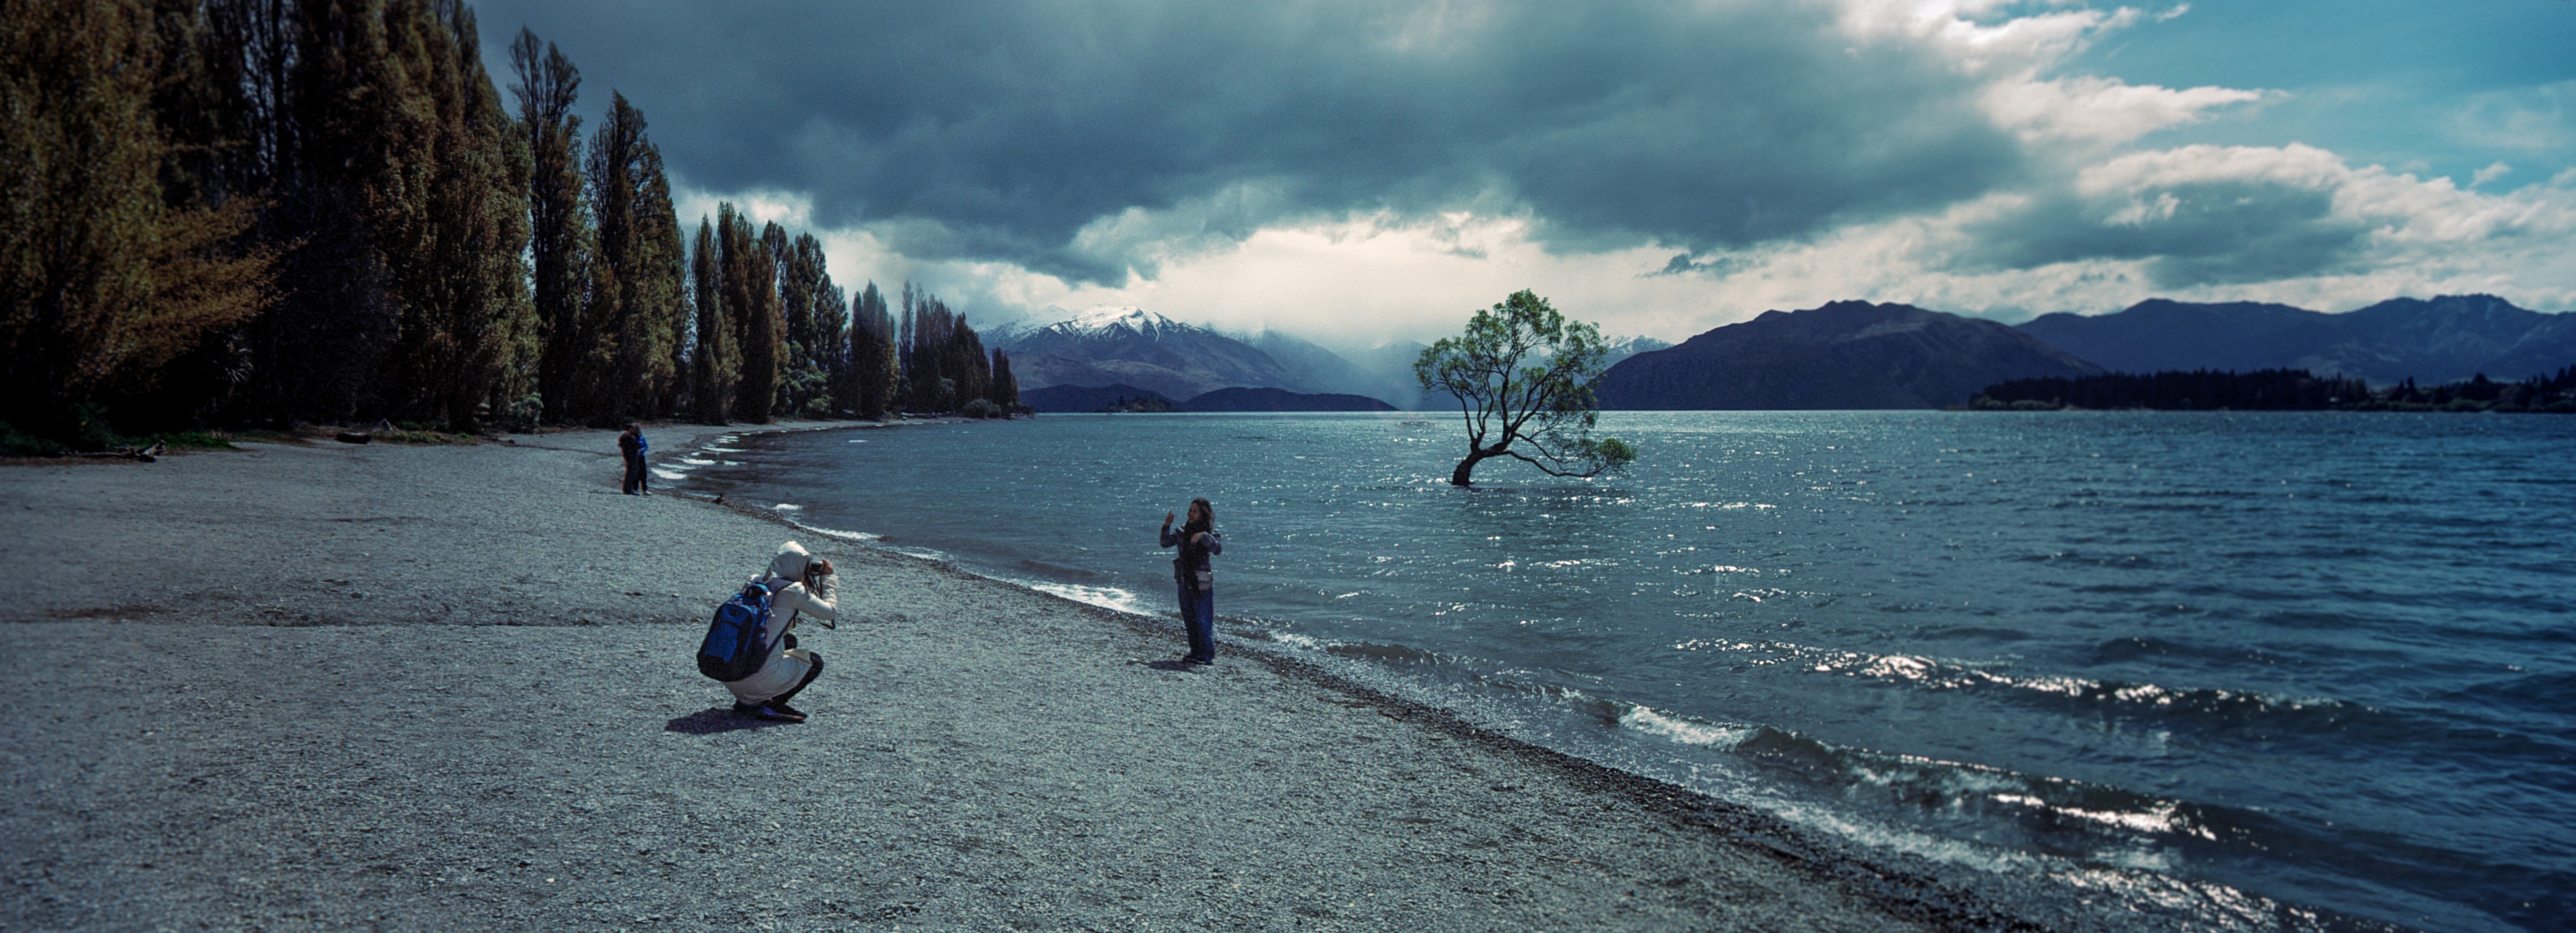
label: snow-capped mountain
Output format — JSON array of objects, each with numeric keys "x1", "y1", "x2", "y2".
[{"x1": 997, "y1": 306, "x2": 1308, "y2": 402}]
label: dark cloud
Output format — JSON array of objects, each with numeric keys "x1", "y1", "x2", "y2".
[
  {"x1": 470, "y1": 0, "x2": 2025, "y2": 283},
  {"x1": 1963, "y1": 177, "x2": 2368, "y2": 288}
]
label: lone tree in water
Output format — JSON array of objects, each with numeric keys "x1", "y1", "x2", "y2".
[{"x1": 1416, "y1": 290, "x2": 1635, "y2": 486}]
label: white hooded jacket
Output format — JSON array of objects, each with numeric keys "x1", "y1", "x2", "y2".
[{"x1": 723, "y1": 541, "x2": 839, "y2": 704}]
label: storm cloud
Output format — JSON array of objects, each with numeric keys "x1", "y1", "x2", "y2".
[{"x1": 476, "y1": 0, "x2": 2023, "y2": 283}]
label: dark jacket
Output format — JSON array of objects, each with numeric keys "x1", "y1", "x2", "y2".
[{"x1": 1160, "y1": 525, "x2": 1223, "y2": 588}]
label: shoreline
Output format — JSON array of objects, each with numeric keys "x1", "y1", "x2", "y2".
[{"x1": 2, "y1": 422, "x2": 2035, "y2": 930}]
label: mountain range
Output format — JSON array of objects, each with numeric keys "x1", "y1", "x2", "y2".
[
  {"x1": 1594, "y1": 301, "x2": 2101, "y2": 409},
  {"x1": 992, "y1": 295, "x2": 2573, "y2": 413},
  {"x1": 999, "y1": 307, "x2": 1308, "y2": 402},
  {"x1": 2018, "y1": 294, "x2": 2576, "y2": 386}
]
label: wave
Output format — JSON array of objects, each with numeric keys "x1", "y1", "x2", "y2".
[{"x1": 1025, "y1": 582, "x2": 1151, "y2": 616}]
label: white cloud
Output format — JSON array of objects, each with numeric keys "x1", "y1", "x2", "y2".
[
  {"x1": 1984, "y1": 75, "x2": 2264, "y2": 145},
  {"x1": 2452, "y1": 79, "x2": 2575, "y2": 154}
]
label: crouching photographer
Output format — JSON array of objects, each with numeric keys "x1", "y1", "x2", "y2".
[{"x1": 723, "y1": 541, "x2": 839, "y2": 722}]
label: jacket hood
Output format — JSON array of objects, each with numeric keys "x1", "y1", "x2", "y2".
[{"x1": 766, "y1": 541, "x2": 812, "y2": 583}]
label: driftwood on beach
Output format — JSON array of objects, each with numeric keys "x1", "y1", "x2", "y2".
[{"x1": 68, "y1": 441, "x2": 163, "y2": 462}]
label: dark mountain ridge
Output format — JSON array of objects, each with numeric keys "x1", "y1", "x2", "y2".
[
  {"x1": 1595, "y1": 301, "x2": 2102, "y2": 409},
  {"x1": 2018, "y1": 294, "x2": 2576, "y2": 385}
]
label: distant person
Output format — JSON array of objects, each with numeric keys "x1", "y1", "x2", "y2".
[
  {"x1": 724, "y1": 541, "x2": 839, "y2": 721},
  {"x1": 618, "y1": 422, "x2": 652, "y2": 495},
  {"x1": 1159, "y1": 498, "x2": 1223, "y2": 664}
]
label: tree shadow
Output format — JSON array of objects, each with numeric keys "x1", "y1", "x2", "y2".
[{"x1": 664, "y1": 707, "x2": 791, "y2": 734}]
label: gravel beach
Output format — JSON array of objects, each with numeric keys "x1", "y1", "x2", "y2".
[{"x1": 0, "y1": 424, "x2": 2030, "y2": 932}]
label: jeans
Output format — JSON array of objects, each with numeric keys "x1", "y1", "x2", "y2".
[
  {"x1": 1177, "y1": 584, "x2": 1215, "y2": 662},
  {"x1": 622, "y1": 454, "x2": 647, "y2": 494}
]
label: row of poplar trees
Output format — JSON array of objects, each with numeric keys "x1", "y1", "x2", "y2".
[{"x1": 0, "y1": 0, "x2": 1017, "y2": 445}]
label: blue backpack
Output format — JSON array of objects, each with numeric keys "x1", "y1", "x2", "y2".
[{"x1": 696, "y1": 580, "x2": 778, "y2": 681}]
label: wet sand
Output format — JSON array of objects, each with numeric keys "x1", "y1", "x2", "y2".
[{"x1": 0, "y1": 424, "x2": 2032, "y2": 931}]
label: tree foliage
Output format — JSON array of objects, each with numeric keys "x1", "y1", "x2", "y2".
[
  {"x1": 584, "y1": 91, "x2": 685, "y2": 424},
  {"x1": 846, "y1": 282, "x2": 899, "y2": 419},
  {"x1": 687, "y1": 216, "x2": 737, "y2": 423},
  {"x1": 720, "y1": 207, "x2": 779, "y2": 424},
  {"x1": 374, "y1": 0, "x2": 532, "y2": 432},
  {"x1": 508, "y1": 26, "x2": 588, "y2": 425},
  {"x1": 1415, "y1": 290, "x2": 1634, "y2": 486},
  {"x1": 0, "y1": 1, "x2": 969, "y2": 443},
  {"x1": 1974, "y1": 367, "x2": 2576, "y2": 414},
  {"x1": 0, "y1": 0, "x2": 273, "y2": 439}
]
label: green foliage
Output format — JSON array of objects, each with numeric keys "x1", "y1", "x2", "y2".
[
  {"x1": 847, "y1": 282, "x2": 899, "y2": 419},
  {"x1": 960, "y1": 398, "x2": 1001, "y2": 419},
  {"x1": 895, "y1": 285, "x2": 993, "y2": 413},
  {"x1": 0, "y1": 0, "x2": 273, "y2": 435},
  {"x1": 1977, "y1": 367, "x2": 2576, "y2": 414},
  {"x1": 687, "y1": 217, "x2": 737, "y2": 423},
  {"x1": 153, "y1": 430, "x2": 232, "y2": 450},
  {"x1": 725, "y1": 210, "x2": 781, "y2": 423},
  {"x1": 0, "y1": 3, "x2": 845, "y2": 439},
  {"x1": 582, "y1": 91, "x2": 685, "y2": 425},
  {"x1": 375, "y1": 0, "x2": 535, "y2": 433},
  {"x1": 510, "y1": 27, "x2": 589, "y2": 426},
  {"x1": 1415, "y1": 290, "x2": 1633, "y2": 486},
  {"x1": 0, "y1": 422, "x2": 53, "y2": 457}
]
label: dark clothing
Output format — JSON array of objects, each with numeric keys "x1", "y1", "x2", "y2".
[
  {"x1": 618, "y1": 431, "x2": 651, "y2": 495},
  {"x1": 1176, "y1": 584, "x2": 1215, "y2": 662},
  {"x1": 1160, "y1": 525, "x2": 1222, "y2": 663}
]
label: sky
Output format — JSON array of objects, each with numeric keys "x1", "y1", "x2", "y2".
[{"x1": 468, "y1": 0, "x2": 2576, "y2": 349}]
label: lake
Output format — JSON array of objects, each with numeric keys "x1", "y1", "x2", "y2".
[{"x1": 665, "y1": 410, "x2": 2573, "y2": 932}]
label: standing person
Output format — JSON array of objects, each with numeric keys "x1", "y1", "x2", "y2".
[
  {"x1": 632, "y1": 424, "x2": 651, "y2": 495},
  {"x1": 724, "y1": 541, "x2": 840, "y2": 721},
  {"x1": 617, "y1": 423, "x2": 647, "y2": 495},
  {"x1": 1159, "y1": 498, "x2": 1223, "y2": 664}
]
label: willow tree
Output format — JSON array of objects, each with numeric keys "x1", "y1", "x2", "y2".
[{"x1": 1415, "y1": 290, "x2": 1635, "y2": 486}]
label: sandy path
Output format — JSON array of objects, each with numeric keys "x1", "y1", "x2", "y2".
[{"x1": 0, "y1": 426, "x2": 2023, "y2": 931}]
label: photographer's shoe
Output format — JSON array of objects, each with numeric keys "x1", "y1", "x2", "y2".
[{"x1": 760, "y1": 702, "x2": 807, "y2": 722}]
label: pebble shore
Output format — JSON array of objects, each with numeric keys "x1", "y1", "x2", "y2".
[{"x1": 0, "y1": 424, "x2": 2032, "y2": 931}]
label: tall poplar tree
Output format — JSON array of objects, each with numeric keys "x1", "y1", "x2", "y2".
[
  {"x1": 641, "y1": 148, "x2": 690, "y2": 420},
  {"x1": 687, "y1": 216, "x2": 736, "y2": 423},
  {"x1": 771, "y1": 229, "x2": 837, "y2": 416},
  {"x1": 508, "y1": 27, "x2": 588, "y2": 424},
  {"x1": 720, "y1": 205, "x2": 779, "y2": 424},
  {"x1": 585, "y1": 91, "x2": 683, "y2": 423},
  {"x1": 812, "y1": 271, "x2": 849, "y2": 416},
  {"x1": 847, "y1": 282, "x2": 897, "y2": 419},
  {"x1": 374, "y1": 0, "x2": 534, "y2": 432}
]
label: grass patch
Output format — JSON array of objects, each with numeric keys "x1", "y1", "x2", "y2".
[{"x1": 147, "y1": 430, "x2": 235, "y2": 450}]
